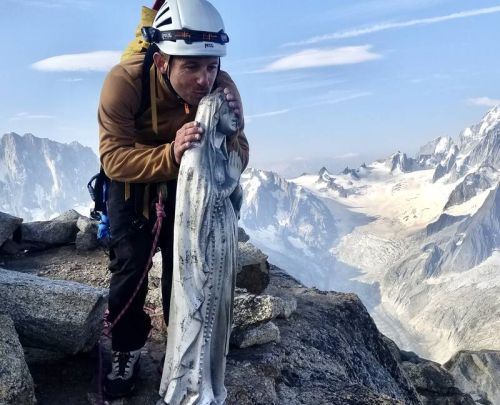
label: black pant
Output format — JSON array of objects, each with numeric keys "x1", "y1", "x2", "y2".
[{"x1": 107, "y1": 180, "x2": 177, "y2": 352}]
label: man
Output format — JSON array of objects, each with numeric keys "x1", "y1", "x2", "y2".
[{"x1": 98, "y1": 0, "x2": 249, "y2": 398}]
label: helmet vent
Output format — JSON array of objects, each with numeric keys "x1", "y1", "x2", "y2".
[
  {"x1": 156, "y1": 5, "x2": 170, "y2": 21},
  {"x1": 157, "y1": 17, "x2": 173, "y2": 28}
]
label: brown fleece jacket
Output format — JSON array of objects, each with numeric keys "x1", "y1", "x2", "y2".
[{"x1": 98, "y1": 53, "x2": 249, "y2": 183}]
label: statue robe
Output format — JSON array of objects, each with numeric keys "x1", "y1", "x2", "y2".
[{"x1": 159, "y1": 95, "x2": 239, "y2": 405}]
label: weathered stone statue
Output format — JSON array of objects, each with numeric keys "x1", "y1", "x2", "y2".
[{"x1": 158, "y1": 89, "x2": 242, "y2": 405}]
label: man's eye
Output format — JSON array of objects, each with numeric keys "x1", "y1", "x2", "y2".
[{"x1": 208, "y1": 65, "x2": 218, "y2": 72}]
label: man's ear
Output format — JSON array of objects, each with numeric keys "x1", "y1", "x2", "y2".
[{"x1": 153, "y1": 52, "x2": 168, "y2": 74}]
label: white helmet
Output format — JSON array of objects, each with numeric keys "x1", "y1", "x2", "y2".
[{"x1": 143, "y1": 0, "x2": 229, "y2": 57}]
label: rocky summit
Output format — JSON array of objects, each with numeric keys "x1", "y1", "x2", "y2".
[{"x1": 0, "y1": 210, "x2": 496, "y2": 404}]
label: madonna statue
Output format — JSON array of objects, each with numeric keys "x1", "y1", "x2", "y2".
[{"x1": 158, "y1": 88, "x2": 242, "y2": 405}]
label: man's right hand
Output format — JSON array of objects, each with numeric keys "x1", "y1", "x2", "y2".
[{"x1": 174, "y1": 121, "x2": 203, "y2": 164}]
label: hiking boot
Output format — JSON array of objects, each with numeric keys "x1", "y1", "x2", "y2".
[{"x1": 104, "y1": 349, "x2": 141, "y2": 398}]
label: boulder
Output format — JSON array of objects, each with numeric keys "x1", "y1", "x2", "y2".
[
  {"x1": 237, "y1": 242, "x2": 269, "y2": 294},
  {"x1": 444, "y1": 350, "x2": 500, "y2": 405},
  {"x1": 18, "y1": 209, "x2": 82, "y2": 247},
  {"x1": 0, "y1": 268, "x2": 107, "y2": 353},
  {"x1": 0, "y1": 212, "x2": 23, "y2": 247},
  {"x1": 277, "y1": 295, "x2": 297, "y2": 319},
  {"x1": 76, "y1": 215, "x2": 97, "y2": 233},
  {"x1": 53, "y1": 209, "x2": 82, "y2": 222},
  {"x1": 75, "y1": 216, "x2": 99, "y2": 250},
  {"x1": 401, "y1": 359, "x2": 475, "y2": 404},
  {"x1": 75, "y1": 231, "x2": 100, "y2": 251},
  {"x1": 231, "y1": 321, "x2": 280, "y2": 349},
  {"x1": 238, "y1": 227, "x2": 250, "y2": 242},
  {"x1": 233, "y1": 292, "x2": 284, "y2": 329},
  {"x1": 20, "y1": 219, "x2": 78, "y2": 246},
  {"x1": 0, "y1": 315, "x2": 36, "y2": 405}
]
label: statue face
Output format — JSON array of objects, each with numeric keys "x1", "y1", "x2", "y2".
[{"x1": 217, "y1": 101, "x2": 239, "y2": 135}]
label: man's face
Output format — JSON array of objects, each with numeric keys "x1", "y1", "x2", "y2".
[{"x1": 168, "y1": 56, "x2": 219, "y2": 106}]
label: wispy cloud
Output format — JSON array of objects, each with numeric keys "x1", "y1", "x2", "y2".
[
  {"x1": 10, "y1": 112, "x2": 56, "y2": 121},
  {"x1": 8, "y1": 0, "x2": 92, "y2": 9},
  {"x1": 259, "y1": 46, "x2": 382, "y2": 72},
  {"x1": 304, "y1": 91, "x2": 373, "y2": 108},
  {"x1": 245, "y1": 109, "x2": 290, "y2": 123},
  {"x1": 467, "y1": 97, "x2": 500, "y2": 107},
  {"x1": 284, "y1": 6, "x2": 500, "y2": 46},
  {"x1": 266, "y1": 78, "x2": 346, "y2": 93},
  {"x1": 31, "y1": 51, "x2": 121, "y2": 72},
  {"x1": 58, "y1": 78, "x2": 84, "y2": 82},
  {"x1": 245, "y1": 91, "x2": 371, "y2": 123}
]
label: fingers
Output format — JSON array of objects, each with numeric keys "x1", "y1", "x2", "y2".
[
  {"x1": 223, "y1": 87, "x2": 242, "y2": 116},
  {"x1": 176, "y1": 121, "x2": 203, "y2": 146},
  {"x1": 174, "y1": 121, "x2": 204, "y2": 164}
]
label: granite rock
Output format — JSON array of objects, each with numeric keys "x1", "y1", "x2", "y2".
[{"x1": 0, "y1": 315, "x2": 36, "y2": 405}]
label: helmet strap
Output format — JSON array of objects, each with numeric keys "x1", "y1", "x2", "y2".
[{"x1": 163, "y1": 56, "x2": 185, "y2": 105}]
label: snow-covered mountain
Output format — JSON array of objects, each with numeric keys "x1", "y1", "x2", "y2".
[
  {"x1": 240, "y1": 168, "x2": 339, "y2": 287},
  {"x1": 416, "y1": 136, "x2": 455, "y2": 169},
  {"x1": 0, "y1": 133, "x2": 99, "y2": 220},
  {"x1": 437, "y1": 106, "x2": 500, "y2": 182},
  {"x1": 241, "y1": 107, "x2": 500, "y2": 362}
]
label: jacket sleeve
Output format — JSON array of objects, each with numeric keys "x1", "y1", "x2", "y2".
[
  {"x1": 98, "y1": 65, "x2": 179, "y2": 183},
  {"x1": 217, "y1": 71, "x2": 250, "y2": 171}
]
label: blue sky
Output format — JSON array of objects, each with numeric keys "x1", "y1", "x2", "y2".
[{"x1": 1, "y1": 0, "x2": 499, "y2": 176}]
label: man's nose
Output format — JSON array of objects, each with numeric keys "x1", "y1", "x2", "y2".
[{"x1": 196, "y1": 70, "x2": 211, "y2": 87}]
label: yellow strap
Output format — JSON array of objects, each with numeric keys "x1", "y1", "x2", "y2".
[
  {"x1": 124, "y1": 182, "x2": 130, "y2": 200},
  {"x1": 150, "y1": 64, "x2": 158, "y2": 135},
  {"x1": 121, "y1": 6, "x2": 158, "y2": 62},
  {"x1": 142, "y1": 184, "x2": 150, "y2": 220}
]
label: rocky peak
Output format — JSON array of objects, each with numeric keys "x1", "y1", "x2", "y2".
[
  {"x1": 318, "y1": 166, "x2": 330, "y2": 178},
  {"x1": 341, "y1": 166, "x2": 360, "y2": 179},
  {"x1": 389, "y1": 151, "x2": 415, "y2": 173},
  {"x1": 0, "y1": 133, "x2": 99, "y2": 221},
  {"x1": 416, "y1": 136, "x2": 455, "y2": 168},
  {"x1": 459, "y1": 106, "x2": 500, "y2": 154}
]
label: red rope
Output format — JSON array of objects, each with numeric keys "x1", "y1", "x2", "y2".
[{"x1": 97, "y1": 190, "x2": 166, "y2": 404}]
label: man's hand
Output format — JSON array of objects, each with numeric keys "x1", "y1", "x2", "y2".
[
  {"x1": 174, "y1": 121, "x2": 203, "y2": 164},
  {"x1": 223, "y1": 88, "x2": 244, "y2": 128}
]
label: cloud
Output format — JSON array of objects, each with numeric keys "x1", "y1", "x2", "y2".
[
  {"x1": 245, "y1": 91, "x2": 371, "y2": 124},
  {"x1": 31, "y1": 51, "x2": 121, "y2": 72},
  {"x1": 245, "y1": 109, "x2": 290, "y2": 123},
  {"x1": 284, "y1": 6, "x2": 500, "y2": 46},
  {"x1": 10, "y1": 112, "x2": 55, "y2": 121},
  {"x1": 303, "y1": 91, "x2": 373, "y2": 108},
  {"x1": 467, "y1": 97, "x2": 500, "y2": 107},
  {"x1": 260, "y1": 46, "x2": 381, "y2": 72},
  {"x1": 58, "y1": 78, "x2": 84, "y2": 82},
  {"x1": 266, "y1": 78, "x2": 346, "y2": 93}
]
